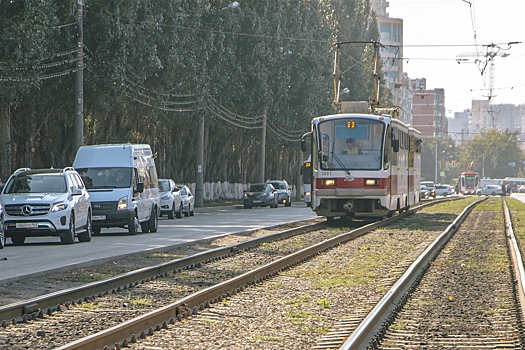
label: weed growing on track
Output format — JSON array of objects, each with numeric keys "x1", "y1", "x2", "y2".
[
  {"x1": 252, "y1": 335, "x2": 281, "y2": 342},
  {"x1": 130, "y1": 298, "x2": 152, "y2": 307}
]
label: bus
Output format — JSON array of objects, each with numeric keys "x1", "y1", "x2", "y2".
[{"x1": 301, "y1": 105, "x2": 422, "y2": 220}]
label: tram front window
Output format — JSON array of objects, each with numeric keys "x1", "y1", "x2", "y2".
[{"x1": 318, "y1": 118, "x2": 384, "y2": 171}]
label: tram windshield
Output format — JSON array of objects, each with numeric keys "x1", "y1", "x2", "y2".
[{"x1": 318, "y1": 118, "x2": 385, "y2": 170}]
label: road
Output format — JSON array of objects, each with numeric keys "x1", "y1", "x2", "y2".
[{"x1": 0, "y1": 203, "x2": 318, "y2": 282}]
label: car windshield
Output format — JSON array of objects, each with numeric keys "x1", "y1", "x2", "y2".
[
  {"x1": 267, "y1": 182, "x2": 285, "y2": 190},
  {"x1": 158, "y1": 180, "x2": 170, "y2": 192},
  {"x1": 75, "y1": 167, "x2": 131, "y2": 189},
  {"x1": 5, "y1": 174, "x2": 67, "y2": 194},
  {"x1": 248, "y1": 184, "x2": 267, "y2": 192}
]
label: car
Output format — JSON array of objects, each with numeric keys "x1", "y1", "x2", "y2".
[
  {"x1": 0, "y1": 167, "x2": 92, "y2": 245},
  {"x1": 243, "y1": 183, "x2": 279, "y2": 209},
  {"x1": 74, "y1": 144, "x2": 160, "y2": 235},
  {"x1": 265, "y1": 180, "x2": 292, "y2": 207},
  {"x1": 178, "y1": 185, "x2": 195, "y2": 217},
  {"x1": 477, "y1": 185, "x2": 503, "y2": 196},
  {"x1": 421, "y1": 181, "x2": 436, "y2": 198},
  {"x1": 517, "y1": 185, "x2": 525, "y2": 193},
  {"x1": 158, "y1": 179, "x2": 183, "y2": 219},
  {"x1": 435, "y1": 184, "x2": 454, "y2": 197},
  {"x1": 420, "y1": 185, "x2": 429, "y2": 200}
]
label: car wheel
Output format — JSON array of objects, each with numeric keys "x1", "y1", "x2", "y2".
[
  {"x1": 0, "y1": 234, "x2": 5, "y2": 249},
  {"x1": 78, "y1": 214, "x2": 92, "y2": 242},
  {"x1": 93, "y1": 227, "x2": 102, "y2": 236},
  {"x1": 148, "y1": 208, "x2": 158, "y2": 233},
  {"x1": 176, "y1": 205, "x2": 183, "y2": 219},
  {"x1": 168, "y1": 204, "x2": 175, "y2": 219},
  {"x1": 128, "y1": 215, "x2": 139, "y2": 235},
  {"x1": 184, "y1": 206, "x2": 190, "y2": 217},
  {"x1": 60, "y1": 213, "x2": 76, "y2": 244},
  {"x1": 244, "y1": 204, "x2": 249, "y2": 209},
  {"x1": 11, "y1": 236, "x2": 25, "y2": 246},
  {"x1": 141, "y1": 220, "x2": 150, "y2": 233},
  {"x1": 285, "y1": 198, "x2": 292, "y2": 207}
]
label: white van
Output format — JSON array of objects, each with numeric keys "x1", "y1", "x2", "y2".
[{"x1": 73, "y1": 144, "x2": 160, "y2": 235}]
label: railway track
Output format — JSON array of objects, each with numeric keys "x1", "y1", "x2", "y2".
[
  {"x1": 340, "y1": 198, "x2": 525, "y2": 349},
  {"x1": 3, "y1": 197, "x2": 522, "y2": 349}
]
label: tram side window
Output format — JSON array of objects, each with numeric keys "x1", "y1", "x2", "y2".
[{"x1": 384, "y1": 125, "x2": 391, "y2": 165}]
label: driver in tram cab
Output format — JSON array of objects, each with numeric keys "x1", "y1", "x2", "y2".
[{"x1": 342, "y1": 138, "x2": 361, "y2": 155}]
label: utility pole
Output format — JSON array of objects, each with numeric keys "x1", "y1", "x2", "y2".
[
  {"x1": 195, "y1": 114, "x2": 204, "y2": 207},
  {"x1": 74, "y1": 0, "x2": 84, "y2": 153},
  {"x1": 259, "y1": 108, "x2": 267, "y2": 183}
]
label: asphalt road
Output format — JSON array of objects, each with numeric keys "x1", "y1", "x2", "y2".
[{"x1": 0, "y1": 203, "x2": 318, "y2": 282}]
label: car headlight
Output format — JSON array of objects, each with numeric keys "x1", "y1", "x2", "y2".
[
  {"x1": 161, "y1": 194, "x2": 171, "y2": 200},
  {"x1": 51, "y1": 202, "x2": 68, "y2": 212},
  {"x1": 117, "y1": 196, "x2": 128, "y2": 210}
]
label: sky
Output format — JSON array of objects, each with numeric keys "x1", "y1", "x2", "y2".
[{"x1": 386, "y1": 0, "x2": 525, "y2": 117}]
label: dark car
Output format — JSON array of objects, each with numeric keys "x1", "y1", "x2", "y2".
[
  {"x1": 243, "y1": 183, "x2": 279, "y2": 209},
  {"x1": 421, "y1": 181, "x2": 436, "y2": 198},
  {"x1": 265, "y1": 180, "x2": 292, "y2": 207}
]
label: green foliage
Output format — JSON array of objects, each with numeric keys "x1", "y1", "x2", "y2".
[
  {"x1": 0, "y1": 0, "x2": 385, "y2": 185},
  {"x1": 459, "y1": 129, "x2": 525, "y2": 178}
]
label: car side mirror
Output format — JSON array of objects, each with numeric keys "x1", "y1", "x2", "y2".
[
  {"x1": 72, "y1": 188, "x2": 82, "y2": 196},
  {"x1": 135, "y1": 182, "x2": 144, "y2": 194}
]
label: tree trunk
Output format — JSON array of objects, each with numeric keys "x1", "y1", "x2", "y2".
[{"x1": 0, "y1": 93, "x2": 12, "y2": 183}]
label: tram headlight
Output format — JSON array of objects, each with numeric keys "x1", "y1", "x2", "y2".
[
  {"x1": 323, "y1": 179, "x2": 336, "y2": 186},
  {"x1": 365, "y1": 179, "x2": 380, "y2": 186}
]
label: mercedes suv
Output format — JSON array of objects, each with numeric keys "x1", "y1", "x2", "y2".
[{"x1": 0, "y1": 167, "x2": 92, "y2": 245}]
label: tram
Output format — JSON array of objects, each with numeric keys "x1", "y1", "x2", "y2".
[
  {"x1": 459, "y1": 171, "x2": 480, "y2": 195},
  {"x1": 301, "y1": 103, "x2": 422, "y2": 220}
]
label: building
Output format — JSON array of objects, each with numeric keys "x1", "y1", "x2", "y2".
[
  {"x1": 447, "y1": 109, "x2": 470, "y2": 144},
  {"x1": 411, "y1": 78, "x2": 447, "y2": 138},
  {"x1": 371, "y1": 0, "x2": 411, "y2": 123}
]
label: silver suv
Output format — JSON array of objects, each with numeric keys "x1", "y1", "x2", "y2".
[
  {"x1": 265, "y1": 180, "x2": 292, "y2": 207},
  {"x1": 0, "y1": 167, "x2": 92, "y2": 245}
]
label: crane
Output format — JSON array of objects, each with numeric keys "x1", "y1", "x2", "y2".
[{"x1": 456, "y1": 43, "x2": 512, "y2": 102}]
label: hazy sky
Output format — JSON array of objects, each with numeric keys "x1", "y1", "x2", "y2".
[{"x1": 386, "y1": 0, "x2": 525, "y2": 116}]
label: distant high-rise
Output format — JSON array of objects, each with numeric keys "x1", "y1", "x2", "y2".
[{"x1": 371, "y1": 0, "x2": 408, "y2": 123}]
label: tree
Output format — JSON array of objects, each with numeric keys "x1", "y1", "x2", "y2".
[{"x1": 459, "y1": 129, "x2": 525, "y2": 179}]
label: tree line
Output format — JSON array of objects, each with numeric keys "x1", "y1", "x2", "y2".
[{"x1": 0, "y1": 0, "x2": 382, "y2": 189}]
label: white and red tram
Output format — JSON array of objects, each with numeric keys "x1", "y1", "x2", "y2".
[{"x1": 301, "y1": 107, "x2": 422, "y2": 220}]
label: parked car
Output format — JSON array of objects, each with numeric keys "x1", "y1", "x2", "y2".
[
  {"x1": 477, "y1": 185, "x2": 503, "y2": 196},
  {"x1": 265, "y1": 180, "x2": 292, "y2": 207},
  {"x1": 517, "y1": 185, "x2": 525, "y2": 193},
  {"x1": 158, "y1": 179, "x2": 183, "y2": 219},
  {"x1": 0, "y1": 206, "x2": 4, "y2": 249},
  {"x1": 178, "y1": 185, "x2": 195, "y2": 217},
  {"x1": 0, "y1": 167, "x2": 92, "y2": 245},
  {"x1": 421, "y1": 181, "x2": 436, "y2": 198},
  {"x1": 420, "y1": 185, "x2": 429, "y2": 200},
  {"x1": 435, "y1": 184, "x2": 454, "y2": 197},
  {"x1": 243, "y1": 183, "x2": 279, "y2": 209}
]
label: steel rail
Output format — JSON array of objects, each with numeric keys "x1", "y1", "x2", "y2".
[
  {"x1": 503, "y1": 199, "x2": 525, "y2": 319},
  {"x1": 0, "y1": 219, "x2": 326, "y2": 325},
  {"x1": 338, "y1": 198, "x2": 485, "y2": 350},
  {"x1": 55, "y1": 210, "x2": 416, "y2": 349}
]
